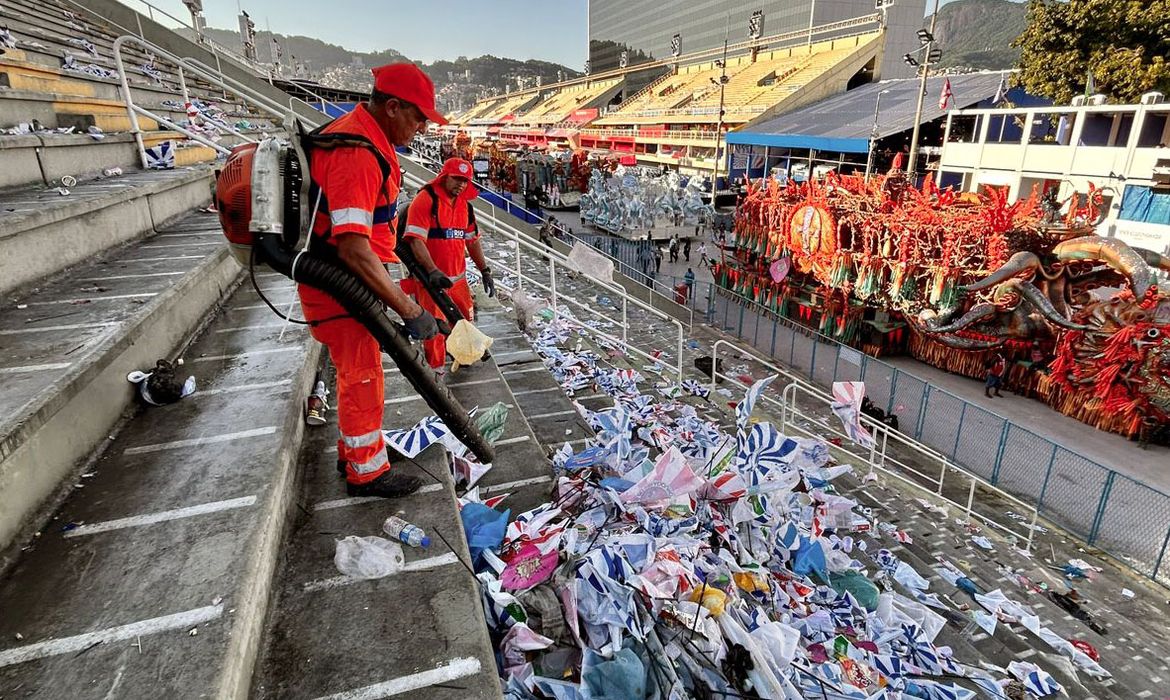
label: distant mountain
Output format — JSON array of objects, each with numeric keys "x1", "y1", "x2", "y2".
[
  {"x1": 931, "y1": 0, "x2": 1026, "y2": 70},
  {"x1": 184, "y1": 27, "x2": 579, "y2": 112}
]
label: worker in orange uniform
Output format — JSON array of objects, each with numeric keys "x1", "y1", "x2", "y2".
[
  {"x1": 401, "y1": 157, "x2": 495, "y2": 372},
  {"x1": 297, "y1": 63, "x2": 444, "y2": 499}
]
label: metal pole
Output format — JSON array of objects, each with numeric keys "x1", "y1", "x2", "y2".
[
  {"x1": 710, "y1": 16, "x2": 729, "y2": 206},
  {"x1": 864, "y1": 90, "x2": 888, "y2": 180},
  {"x1": 807, "y1": 0, "x2": 816, "y2": 47},
  {"x1": 965, "y1": 477, "x2": 976, "y2": 523},
  {"x1": 906, "y1": 0, "x2": 941, "y2": 176}
]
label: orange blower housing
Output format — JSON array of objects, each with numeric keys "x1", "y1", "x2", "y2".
[{"x1": 215, "y1": 143, "x2": 258, "y2": 264}]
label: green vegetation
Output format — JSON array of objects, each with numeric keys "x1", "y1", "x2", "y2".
[{"x1": 1012, "y1": 0, "x2": 1170, "y2": 103}]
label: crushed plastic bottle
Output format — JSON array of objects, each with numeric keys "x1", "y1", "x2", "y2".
[{"x1": 382, "y1": 516, "x2": 430, "y2": 548}]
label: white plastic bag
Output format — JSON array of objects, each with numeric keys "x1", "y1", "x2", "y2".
[
  {"x1": 334, "y1": 536, "x2": 404, "y2": 579},
  {"x1": 566, "y1": 242, "x2": 614, "y2": 285}
]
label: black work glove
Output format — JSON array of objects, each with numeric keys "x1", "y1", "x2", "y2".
[
  {"x1": 427, "y1": 268, "x2": 454, "y2": 290},
  {"x1": 480, "y1": 266, "x2": 495, "y2": 298},
  {"x1": 403, "y1": 308, "x2": 439, "y2": 340}
]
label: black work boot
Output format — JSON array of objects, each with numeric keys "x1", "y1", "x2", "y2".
[
  {"x1": 336, "y1": 445, "x2": 408, "y2": 476},
  {"x1": 345, "y1": 471, "x2": 423, "y2": 498}
]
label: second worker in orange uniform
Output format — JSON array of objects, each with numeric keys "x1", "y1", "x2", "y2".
[{"x1": 401, "y1": 158, "x2": 495, "y2": 372}]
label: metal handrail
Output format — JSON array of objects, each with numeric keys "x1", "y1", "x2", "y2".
[
  {"x1": 707, "y1": 338, "x2": 1039, "y2": 549},
  {"x1": 113, "y1": 36, "x2": 233, "y2": 163},
  {"x1": 111, "y1": 33, "x2": 338, "y2": 168},
  {"x1": 176, "y1": 55, "x2": 328, "y2": 127}
]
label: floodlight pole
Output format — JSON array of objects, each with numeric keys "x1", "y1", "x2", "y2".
[
  {"x1": 710, "y1": 15, "x2": 729, "y2": 206},
  {"x1": 906, "y1": 0, "x2": 941, "y2": 178}
]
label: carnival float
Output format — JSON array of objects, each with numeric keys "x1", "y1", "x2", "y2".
[
  {"x1": 580, "y1": 166, "x2": 715, "y2": 234},
  {"x1": 716, "y1": 162, "x2": 1170, "y2": 439}
]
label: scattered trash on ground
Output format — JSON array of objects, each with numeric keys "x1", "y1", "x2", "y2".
[
  {"x1": 439, "y1": 315, "x2": 1118, "y2": 698},
  {"x1": 334, "y1": 536, "x2": 404, "y2": 579},
  {"x1": 126, "y1": 359, "x2": 196, "y2": 405}
]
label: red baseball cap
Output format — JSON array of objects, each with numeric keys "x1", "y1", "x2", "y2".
[
  {"x1": 437, "y1": 157, "x2": 478, "y2": 197},
  {"x1": 371, "y1": 63, "x2": 448, "y2": 126}
]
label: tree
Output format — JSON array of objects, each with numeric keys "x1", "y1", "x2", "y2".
[{"x1": 1012, "y1": 0, "x2": 1170, "y2": 104}]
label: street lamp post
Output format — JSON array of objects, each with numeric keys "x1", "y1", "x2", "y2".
[
  {"x1": 865, "y1": 88, "x2": 891, "y2": 180},
  {"x1": 906, "y1": 0, "x2": 941, "y2": 177}
]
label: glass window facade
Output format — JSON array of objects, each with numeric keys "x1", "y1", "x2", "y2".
[{"x1": 588, "y1": 0, "x2": 927, "y2": 81}]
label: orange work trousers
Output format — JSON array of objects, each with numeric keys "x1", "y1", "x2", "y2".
[
  {"x1": 403, "y1": 276, "x2": 474, "y2": 369},
  {"x1": 298, "y1": 284, "x2": 389, "y2": 484}
]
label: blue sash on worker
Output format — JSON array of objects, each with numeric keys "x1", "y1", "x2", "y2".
[{"x1": 428, "y1": 226, "x2": 474, "y2": 240}]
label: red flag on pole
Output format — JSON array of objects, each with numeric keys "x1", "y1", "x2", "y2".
[{"x1": 938, "y1": 77, "x2": 954, "y2": 110}]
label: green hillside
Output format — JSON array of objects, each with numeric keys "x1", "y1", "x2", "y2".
[{"x1": 932, "y1": 0, "x2": 1027, "y2": 70}]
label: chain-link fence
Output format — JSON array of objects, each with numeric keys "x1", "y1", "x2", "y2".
[{"x1": 706, "y1": 287, "x2": 1170, "y2": 585}]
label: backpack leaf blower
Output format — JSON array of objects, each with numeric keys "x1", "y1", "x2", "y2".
[{"x1": 215, "y1": 135, "x2": 494, "y2": 465}]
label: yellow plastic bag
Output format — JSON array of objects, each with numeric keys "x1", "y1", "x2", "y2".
[
  {"x1": 688, "y1": 586, "x2": 727, "y2": 617},
  {"x1": 447, "y1": 319, "x2": 493, "y2": 371}
]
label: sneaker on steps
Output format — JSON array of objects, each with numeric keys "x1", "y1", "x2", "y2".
[
  {"x1": 336, "y1": 445, "x2": 408, "y2": 475},
  {"x1": 305, "y1": 395, "x2": 328, "y2": 426},
  {"x1": 345, "y1": 472, "x2": 423, "y2": 498}
]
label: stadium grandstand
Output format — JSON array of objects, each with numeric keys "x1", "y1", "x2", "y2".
[{"x1": 447, "y1": 14, "x2": 884, "y2": 181}]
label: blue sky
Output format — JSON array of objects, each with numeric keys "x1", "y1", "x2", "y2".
[
  {"x1": 140, "y1": 0, "x2": 589, "y2": 67},
  {"x1": 134, "y1": 0, "x2": 999, "y2": 69}
]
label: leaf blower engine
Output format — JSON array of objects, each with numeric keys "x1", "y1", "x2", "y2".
[{"x1": 214, "y1": 136, "x2": 494, "y2": 465}]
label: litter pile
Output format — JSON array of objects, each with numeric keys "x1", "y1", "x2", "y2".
[{"x1": 456, "y1": 316, "x2": 1112, "y2": 700}]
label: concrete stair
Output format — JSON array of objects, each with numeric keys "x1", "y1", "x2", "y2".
[
  {"x1": 0, "y1": 274, "x2": 319, "y2": 698},
  {"x1": 0, "y1": 167, "x2": 215, "y2": 298},
  {"x1": 0, "y1": 173, "x2": 237, "y2": 561}
]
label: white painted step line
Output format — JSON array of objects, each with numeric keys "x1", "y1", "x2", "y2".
[
  {"x1": 215, "y1": 322, "x2": 305, "y2": 334},
  {"x1": 24, "y1": 292, "x2": 159, "y2": 306},
  {"x1": 385, "y1": 395, "x2": 422, "y2": 405},
  {"x1": 302, "y1": 552, "x2": 461, "y2": 593},
  {"x1": 481, "y1": 475, "x2": 552, "y2": 494},
  {"x1": 140, "y1": 241, "x2": 223, "y2": 249},
  {"x1": 311, "y1": 656, "x2": 482, "y2": 700},
  {"x1": 493, "y1": 350, "x2": 537, "y2": 360},
  {"x1": 130, "y1": 254, "x2": 206, "y2": 263},
  {"x1": 526, "y1": 409, "x2": 576, "y2": 421},
  {"x1": 190, "y1": 346, "x2": 300, "y2": 363},
  {"x1": 195, "y1": 379, "x2": 293, "y2": 397},
  {"x1": 77, "y1": 271, "x2": 186, "y2": 282},
  {"x1": 123, "y1": 426, "x2": 278, "y2": 455},
  {"x1": 314, "y1": 483, "x2": 444, "y2": 511},
  {"x1": 445, "y1": 377, "x2": 501, "y2": 388},
  {"x1": 0, "y1": 362, "x2": 71, "y2": 375},
  {"x1": 511, "y1": 386, "x2": 561, "y2": 397},
  {"x1": 493, "y1": 435, "x2": 531, "y2": 447},
  {"x1": 232, "y1": 301, "x2": 298, "y2": 312},
  {"x1": 0, "y1": 604, "x2": 224, "y2": 668},
  {"x1": 501, "y1": 366, "x2": 547, "y2": 376},
  {"x1": 63, "y1": 496, "x2": 257, "y2": 538},
  {"x1": 0, "y1": 321, "x2": 115, "y2": 336}
]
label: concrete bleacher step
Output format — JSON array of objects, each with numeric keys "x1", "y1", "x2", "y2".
[
  {"x1": 0, "y1": 272, "x2": 318, "y2": 698},
  {"x1": 0, "y1": 167, "x2": 214, "y2": 297},
  {"x1": 254, "y1": 306, "x2": 570, "y2": 699},
  {"x1": 0, "y1": 188, "x2": 242, "y2": 565}
]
